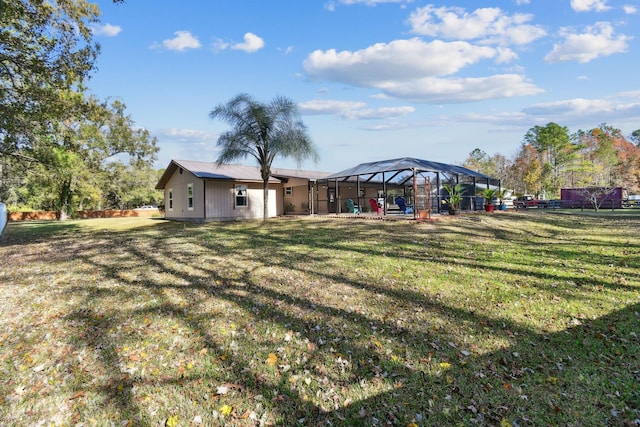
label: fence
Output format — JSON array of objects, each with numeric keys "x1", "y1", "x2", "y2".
[{"x1": 8, "y1": 209, "x2": 162, "y2": 221}]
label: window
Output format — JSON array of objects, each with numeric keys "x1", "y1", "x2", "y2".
[
  {"x1": 187, "y1": 183, "x2": 194, "y2": 210},
  {"x1": 168, "y1": 188, "x2": 173, "y2": 211},
  {"x1": 235, "y1": 184, "x2": 248, "y2": 207},
  {"x1": 285, "y1": 186, "x2": 293, "y2": 196}
]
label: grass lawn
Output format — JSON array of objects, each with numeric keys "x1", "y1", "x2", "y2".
[{"x1": 0, "y1": 212, "x2": 638, "y2": 426}]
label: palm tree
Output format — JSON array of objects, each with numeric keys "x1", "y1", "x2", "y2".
[{"x1": 209, "y1": 94, "x2": 318, "y2": 221}]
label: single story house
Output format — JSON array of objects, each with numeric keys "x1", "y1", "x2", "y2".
[
  {"x1": 155, "y1": 160, "x2": 331, "y2": 222},
  {"x1": 155, "y1": 157, "x2": 499, "y2": 222}
]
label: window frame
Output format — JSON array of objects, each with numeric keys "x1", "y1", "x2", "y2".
[
  {"x1": 187, "y1": 183, "x2": 194, "y2": 210},
  {"x1": 235, "y1": 184, "x2": 248, "y2": 208},
  {"x1": 168, "y1": 188, "x2": 174, "y2": 211}
]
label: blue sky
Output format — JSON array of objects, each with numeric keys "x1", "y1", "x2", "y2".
[{"x1": 89, "y1": 0, "x2": 640, "y2": 173}]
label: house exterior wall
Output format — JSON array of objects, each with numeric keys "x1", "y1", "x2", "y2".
[
  {"x1": 204, "y1": 181, "x2": 281, "y2": 221},
  {"x1": 282, "y1": 178, "x2": 310, "y2": 213},
  {"x1": 164, "y1": 168, "x2": 205, "y2": 221},
  {"x1": 159, "y1": 164, "x2": 324, "y2": 221}
]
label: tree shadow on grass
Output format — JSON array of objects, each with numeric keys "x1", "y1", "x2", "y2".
[
  {"x1": 2, "y1": 216, "x2": 638, "y2": 425},
  {"x1": 62, "y1": 219, "x2": 638, "y2": 424},
  {"x1": 340, "y1": 301, "x2": 639, "y2": 425},
  {"x1": 65, "y1": 238, "x2": 530, "y2": 425}
]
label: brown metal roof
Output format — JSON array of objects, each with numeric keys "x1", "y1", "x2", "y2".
[{"x1": 155, "y1": 160, "x2": 331, "y2": 189}]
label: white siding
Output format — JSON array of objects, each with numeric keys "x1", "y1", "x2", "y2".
[
  {"x1": 163, "y1": 169, "x2": 204, "y2": 220},
  {"x1": 204, "y1": 181, "x2": 280, "y2": 221}
]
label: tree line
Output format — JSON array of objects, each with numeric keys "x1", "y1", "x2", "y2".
[
  {"x1": 0, "y1": 0, "x2": 160, "y2": 218},
  {"x1": 463, "y1": 123, "x2": 640, "y2": 197},
  {"x1": 2, "y1": 1, "x2": 639, "y2": 219}
]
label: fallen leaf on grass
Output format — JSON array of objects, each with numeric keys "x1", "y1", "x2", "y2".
[
  {"x1": 266, "y1": 353, "x2": 278, "y2": 366},
  {"x1": 219, "y1": 404, "x2": 233, "y2": 416},
  {"x1": 69, "y1": 391, "x2": 84, "y2": 400},
  {"x1": 235, "y1": 410, "x2": 250, "y2": 419},
  {"x1": 165, "y1": 415, "x2": 179, "y2": 427}
]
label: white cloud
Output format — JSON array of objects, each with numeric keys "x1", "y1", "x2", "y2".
[
  {"x1": 623, "y1": 5, "x2": 637, "y2": 14},
  {"x1": 377, "y1": 74, "x2": 542, "y2": 103},
  {"x1": 280, "y1": 46, "x2": 294, "y2": 55},
  {"x1": 303, "y1": 38, "x2": 541, "y2": 103},
  {"x1": 407, "y1": 6, "x2": 546, "y2": 46},
  {"x1": 444, "y1": 111, "x2": 529, "y2": 127},
  {"x1": 161, "y1": 31, "x2": 201, "y2": 51},
  {"x1": 342, "y1": 0, "x2": 409, "y2": 3},
  {"x1": 304, "y1": 38, "x2": 497, "y2": 85},
  {"x1": 345, "y1": 106, "x2": 415, "y2": 120},
  {"x1": 545, "y1": 22, "x2": 631, "y2": 63},
  {"x1": 440, "y1": 93, "x2": 640, "y2": 131},
  {"x1": 508, "y1": 93, "x2": 640, "y2": 129},
  {"x1": 231, "y1": 33, "x2": 265, "y2": 53},
  {"x1": 520, "y1": 95, "x2": 640, "y2": 127},
  {"x1": 570, "y1": 0, "x2": 610, "y2": 12},
  {"x1": 153, "y1": 128, "x2": 219, "y2": 167},
  {"x1": 210, "y1": 33, "x2": 264, "y2": 53},
  {"x1": 524, "y1": 98, "x2": 612, "y2": 115},
  {"x1": 495, "y1": 47, "x2": 518, "y2": 63},
  {"x1": 156, "y1": 128, "x2": 217, "y2": 141},
  {"x1": 330, "y1": 0, "x2": 412, "y2": 6},
  {"x1": 299, "y1": 99, "x2": 367, "y2": 115},
  {"x1": 91, "y1": 23, "x2": 122, "y2": 37},
  {"x1": 619, "y1": 90, "x2": 640, "y2": 98},
  {"x1": 299, "y1": 99, "x2": 414, "y2": 120},
  {"x1": 212, "y1": 38, "x2": 230, "y2": 52}
]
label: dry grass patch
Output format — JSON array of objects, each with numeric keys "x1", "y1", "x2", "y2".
[{"x1": 0, "y1": 213, "x2": 638, "y2": 426}]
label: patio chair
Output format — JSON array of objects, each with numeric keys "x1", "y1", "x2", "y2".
[
  {"x1": 395, "y1": 197, "x2": 413, "y2": 215},
  {"x1": 345, "y1": 198, "x2": 360, "y2": 214},
  {"x1": 369, "y1": 198, "x2": 383, "y2": 215}
]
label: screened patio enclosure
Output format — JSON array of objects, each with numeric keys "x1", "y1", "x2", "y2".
[{"x1": 317, "y1": 157, "x2": 499, "y2": 217}]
